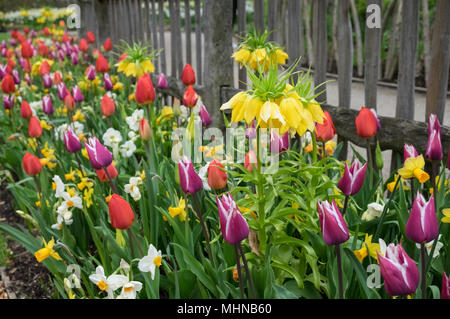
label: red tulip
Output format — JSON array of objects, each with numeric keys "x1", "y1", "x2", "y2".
[
  {"x1": 101, "y1": 94, "x2": 115, "y2": 116},
  {"x1": 244, "y1": 150, "x2": 257, "y2": 172},
  {"x1": 103, "y1": 37, "x2": 112, "y2": 51},
  {"x1": 53, "y1": 71, "x2": 63, "y2": 85},
  {"x1": 22, "y1": 152, "x2": 42, "y2": 176},
  {"x1": 43, "y1": 27, "x2": 50, "y2": 36},
  {"x1": 182, "y1": 85, "x2": 198, "y2": 108},
  {"x1": 28, "y1": 116, "x2": 42, "y2": 138},
  {"x1": 181, "y1": 64, "x2": 196, "y2": 86},
  {"x1": 79, "y1": 38, "x2": 89, "y2": 52},
  {"x1": 118, "y1": 53, "x2": 127, "y2": 61},
  {"x1": 315, "y1": 110, "x2": 335, "y2": 142},
  {"x1": 1, "y1": 74, "x2": 15, "y2": 94},
  {"x1": 86, "y1": 31, "x2": 95, "y2": 44},
  {"x1": 20, "y1": 100, "x2": 32, "y2": 119},
  {"x1": 38, "y1": 42, "x2": 48, "y2": 57},
  {"x1": 96, "y1": 164, "x2": 118, "y2": 182},
  {"x1": 64, "y1": 94, "x2": 75, "y2": 112},
  {"x1": 108, "y1": 194, "x2": 135, "y2": 230},
  {"x1": 207, "y1": 160, "x2": 227, "y2": 189},
  {"x1": 135, "y1": 73, "x2": 155, "y2": 105},
  {"x1": 39, "y1": 60, "x2": 51, "y2": 76},
  {"x1": 95, "y1": 53, "x2": 109, "y2": 73},
  {"x1": 21, "y1": 41, "x2": 33, "y2": 59},
  {"x1": 355, "y1": 106, "x2": 378, "y2": 138}
]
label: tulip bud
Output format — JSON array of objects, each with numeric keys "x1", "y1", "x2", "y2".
[
  {"x1": 103, "y1": 37, "x2": 112, "y2": 51},
  {"x1": 428, "y1": 114, "x2": 441, "y2": 135},
  {"x1": 101, "y1": 94, "x2": 115, "y2": 117},
  {"x1": 42, "y1": 95, "x2": 54, "y2": 115},
  {"x1": 72, "y1": 85, "x2": 84, "y2": 102},
  {"x1": 79, "y1": 38, "x2": 88, "y2": 52},
  {"x1": 207, "y1": 160, "x2": 227, "y2": 189},
  {"x1": 20, "y1": 100, "x2": 32, "y2": 119},
  {"x1": 39, "y1": 60, "x2": 51, "y2": 76},
  {"x1": 28, "y1": 116, "x2": 42, "y2": 138},
  {"x1": 317, "y1": 200, "x2": 349, "y2": 245},
  {"x1": 21, "y1": 40, "x2": 33, "y2": 58},
  {"x1": 404, "y1": 144, "x2": 418, "y2": 163},
  {"x1": 270, "y1": 131, "x2": 290, "y2": 154},
  {"x1": 103, "y1": 73, "x2": 113, "y2": 91},
  {"x1": 108, "y1": 194, "x2": 135, "y2": 230},
  {"x1": 70, "y1": 52, "x2": 79, "y2": 65},
  {"x1": 1, "y1": 74, "x2": 15, "y2": 94},
  {"x1": 63, "y1": 128, "x2": 82, "y2": 153},
  {"x1": 355, "y1": 106, "x2": 378, "y2": 138},
  {"x1": 378, "y1": 242, "x2": 419, "y2": 297},
  {"x1": 246, "y1": 120, "x2": 257, "y2": 139},
  {"x1": 85, "y1": 137, "x2": 113, "y2": 169},
  {"x1": 64, "y1": 94, "x2": 75, "y2": 112},
  {"x1": 53, "y1": 71, "x2": 63, "y2": 85},
  {"x1": 86, "y1": 31, "x2": 96, "y2": 44},
  {"x1": 426, "y1": 114, "x2": 443, "y2": 161},
  {"x1": 139, "y1": 118, "x2": 152, "y2": 140},
  {"x1": 3, "y1": 94, "x2": 14, "y2": 110},
  {"x1": 375, "y1": 141, "x2": 383, "y2": 169},
  {"x1": 86, "y1": 65, "x2": 96, "y2": 81},
  {"x1": 315, "y1": 110, "x2": 335, "y2": 142},
  {"x1": 181, "y1": 64, "x2": 196, "y2": 86},
  {"x1": 95, "y1": 53, "x2": 109, "y2": 73},
  {"x1": 22, "y1": 152, "x2": 42, "y2": 176},
  {"x1": 135, "y1": 73, "x2": 155, "y2": 105},
  {"x1": 96, "y1": 164, "x2": 118, "y2": 182},
  {"x1": 216, "y1": 192, "x2": 249, "y2": 244},
  {"x1": 442, "y1": 273, "x2": 450, "y2": 299},
  {"x1": 157, "y1": 73, "x2": 168, "y2": 89},
  {"x1": 178, "y1": 156, "x2": 203, "y2": 194},
  {"x1": 199, "y1": 104, "x2": 211, "y2": 127},
  {"x1": 12, "y1": 69, "x2": 20, "y2": 84},
  {"x1": 244, "y1": 150, "x2": 257, "y2": 172},
  {"x1": 57, "y1": 82, "x2": 68, "y2": 101},
  {"x1": 42, "y1": 73, "x2": 52, "y2": 88},
  {"x1": 182, "y1": 85, "x2": 198, "y2": 108},
  {"x1": 405, "y1": 192, "x2": 438, "y2": 244},
  {"x1": 337, "y1": 158, "x2": 367, "y2": 196}
]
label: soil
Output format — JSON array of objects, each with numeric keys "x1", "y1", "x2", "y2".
[{"x1": 0, "y1": 182, "x2": 53, "y2": 299}]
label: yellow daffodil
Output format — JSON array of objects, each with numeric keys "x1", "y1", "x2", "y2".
[
  {"x1": 34, "y1": 237, "x2": 62, "y2": 263},
  {"x1": 397, "y1": 155, "x2": 430, "y2": 183},
  {"x1": 113, "y1": 82, "x2": 124, "y2": 92},
  {"x1": 325, "y1": 140, "x2": 337, "y2": 156},
  {"x1": 40, "y1": 120, "x2": 52, "y2": 130},
  {"x1": 78, "y1": 177, "x2": 93, "y2": 191},
  {"x1": 72, "y1": 109, "x2": 85, "y2": 122},
  {"x1": 28, "y1": 138, "x2": 37, "y2": 151},
  {"x1": 81, "y1": 148, "x2": 89, "y2": 159},
  {"x1": 387, "y1": 174, "x2": 410, "y2": 192},
  {"x1": 83, "y1": 188, "x2": 94, "y2": 208},
  {"x1": 354, "y1": 234, "x2": 380, "y2": 263},
  {"x1": 168, "y1": 198, "x2": 187, "y2": 221},
  {"x1": 441, "y1": 209, "x2": 450, "y2": 223}
]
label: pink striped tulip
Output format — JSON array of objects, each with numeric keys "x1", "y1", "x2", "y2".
[
  {"x1": 42, "y1": 95, "x2": 54, "y2": 115},
  {"x1": 337, "y1": 158, "x2": 367, "y2": 196},
  {"x1": 3, "y1": 94, "x2": 14, "y2": 110},
  {"x1": 42, "y1": 73, "x2": 52, "y2": 88},
  {"x1": 404, "y1": 144, "x2": 418, "y2": 162},
  {"x1": 57, "y1": 82, "x2": 68, "y2": 101},
  {"x1": 72, "y1": 85, "x2": 84, "y2": 102},
  {"x1": 426, "y1": 114, "x2": 443, "y2": 161},
  {"x1": 87, "y1": 65, "x2": 96, "y2": 81},
  {"x1": 199, "y1": 104, "x2": 211, "y2": 127},
  {"x1": 378, "y1": 242, "x2": 419, "y2": 297},
  {"x1": 270, "y1": 131, "x2": 290, "y2": 154},
  {"x1": 442, "y1": 273, "x2": 450, "y2": 299},
  {"x1": 178, "y1": 156, "x2": 203, "y2": 195},
  {"x1": 317, "y1": 200, "x2": 349, "y2": 246},
  {"x1": 85, "y1": 137, "x2": 113, "y2": 170},
  {"x1": 405, "y1": 192, "x2": 438, "y2": 244},
  {"x1": 103, "y1": 73, "x2": 113, "y2": 91},
  {"x1": 63, "y1": 128, "x2": 82, "y2": 153},
  {"x1": 216, "y1": 192, "x2": 249, "y2": 245}
]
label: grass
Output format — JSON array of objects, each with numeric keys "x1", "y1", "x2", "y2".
[
  {"x1": 0, "y1": 33, "x2": 10, "y2": 42},
  {"x1": 0, "y1": 231, "x2": 11, "y2": 267}
]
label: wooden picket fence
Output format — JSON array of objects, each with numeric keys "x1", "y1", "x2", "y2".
[{"x1": 77, "y1": 0, "x2": 450, "y2": 164}]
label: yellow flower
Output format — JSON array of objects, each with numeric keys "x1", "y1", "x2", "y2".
[
  {"x1": 156, "y1": 106, "x2": 174, "y2": 124},
  {"x1": 441, "y1": 209, "x2": 450, "y2": 223},
  {"x1": 140, "y1": 170, "x2": 146, "y2": 181},
  {"x1": 398, "y1": 155, "x2": 430, "y2": 183},
  {"x1": 128, "y1": 93, "x2": 135, "y2": 102},
  {"x1": 81, "y1": 148, "x2": 89, "y2": 159},
  {"x1": 168, "y1": 198, "x2": 187, "y2": 221},
  {"x1": 31, "y1": 59, "x2": 54, "y2": 76},
  {"x1": 72, "y1": 109, "x2": 85, "y2": 122},
  {"x1": 354, "y1": 234, "x2": 380, "y2": 263},
  {"x1": 232, "y1": 48, "x2": 251, "y2": 68},
  {"x1": 40, "y1": 120, "x2": 52, "y2": 130},
  {"x1": 28, "y1": 138, "x2": 37, "y2": 151},
  {"x1": 83, "y1": 188, "x2": 94, "y2": 208},
  {"x1": 325, "y1": 141, "x2": 337, "y2": 156},
  {"x1": 113, "y1": 82, "x2": 124, "y2": 92},
  {"x1": 274, "y1": 49, "x2": 289, "y2": 64},
  {"x1": 78, "y1": 177, "x2": 93, "y2": 191},
  {"x1": 248, "y1": 48, "x2": 269, "y2": 71},
  {"x1": 34, "y1": 237, "x2": 62, "y2": 263}
]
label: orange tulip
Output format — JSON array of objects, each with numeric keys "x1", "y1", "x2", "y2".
[
  {"x1": 108, "y1": 194, "x2": 135, "y2": 230},
  {"x1": 28, "y1": 116, "x2": 42, "y2": 138},
  {"x1": 355, "y1": 107, "x2": 378, "y2": 139},
  {"x1": 207, "y1": 160, "x2": 227, "y2": 189},
  {"x1": 22, "y1": 152, "x2": 42, "y2": 176},
  {"x1": 96, "y1": 164, "x2": 118, "y2": 182},
  {"x1": 244, "y1": 150, "x2": 258, "y2": 172},
  {"x1": 101, "y1": 94, "x2": 115, "y2": 116},
  {"x1": 64, "y1": 94, "x2": 75, "y2": 112},
  {"x1": 53, "y1": 71, "x2": 63, "y2": 85},
  {"x1": 315, "y1": 110, "x2": 335, "y2": 142}
]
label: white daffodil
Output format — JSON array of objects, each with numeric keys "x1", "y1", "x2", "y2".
[
  {"x1": 138, "y1": 244, "x2": 162, "y2": 280},
  {"x1": 361, "y1": 202, "x2": 384, "y2": 222},
  {"x1": 89, "y1": 266, "x2": 128, "y2": 299},
  {"x1": 416, "y1": 235, "x2": 443, "y2": 258},
  {"x1": 103, "y1": 128, "x2": 123, "y2": 148},
  {"x1": 52, "y1": 175, "x2": 65, "y2": 198},
  {"x1": 60, "y1": 192, "x2": 82, "y2": 210},
  {"x1": 128, "y1": 130, "x2": 138, "y2": 141},
  {"x1": 124, "y1": 177, "x2": 142, "y2": 201},
  {"x1": 120, "y1": 140, "x2": 136, "y2": 158},
  {"x1": 198, "y1": 162, "x2": 211, "y2": 191},
  {"x1": 116, "y1": 280, "x2": 143, "y2": 299},
  {"x1": 126, "y1": 109, "x2": 144, "y2": 131},
  {"x1": 51, "y1": 215, "x2": 64, "y2": 230}
]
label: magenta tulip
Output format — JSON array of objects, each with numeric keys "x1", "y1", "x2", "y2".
[
  {"x1": 72, "y1": 85, "x2": 84, "y2": 102},
  {"x1": 42, "y1": 73, "x2": 52, "y2": 88},
  {"x1": 442, "y1": 273, "x2": 450, "y2": 299},
  {"x1": 270, "y1": 131, "x2": 290, "y2": 154},
  {"x1": 103, "y1": 73, "x2": 113, "y2": 91},
  {"x1": 3, "y1": 94, "x2": 14, "y2": 110},
  {"x1": 178, "y1": 156, "x2": 203, "y2": 195},
  {"x1": 157, "y1": 73, "x2": 168, "y2": 89},
  {"x1": 405, "y1": 192, "x2": 438, "y2": 244},
  {"x1": 426, "y1": 114, "x2": 443, "y2": 161},
  {"x1": 12, "y1": 69, "x2": 20, "y2": 84},
  {"x1": 199, "y1": 104, "x2": 211, "y2": 127},
  {"x1": 87, "y1": 65, "x2": 96, "y2": 81},
  {"x1": 216, "y1": 192, "x2": 249, "y2": 245},
  {"x1": 57, "y1": 82, "x2": 68, "y2": 101},
  {"x1": 85, "y1": 137, "x2": 113, "y2": 170},
  {"x1": 317, "y1": 200, "x2": 349, "y2": 246},
  {"x1": 337, "y1": 158, "x2": 367, "y2": 196},
  {"x1": 404, "y1": 144, "x2": 418, "y2": 162},
  {"x1": 63, "y1": 128, "x2": 82, "y2": 153},
  {"x1": 42, "y1": 95, "x2": 54, "y2": 115}
]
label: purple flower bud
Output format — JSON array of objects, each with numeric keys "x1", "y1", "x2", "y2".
[
  {"x1": 103, "y1": 73, "x2": 113, "y2": 91},
  {"x1": 0, "y1": 64, "x2": 6, "y2": 80},
  {"x1": 12, "y1": 69, "x2": 20, "y2": 84},
  {"x1": 426, "y1": 115, "x2": 443, "y2": 161},
  {"x1": 42, "y1": 73, "x2": 52, "y2": 88},
  {"x1": 378, "y1": 242, "x2": 419, "y2": 297},
  {"x1": 25, "y1": 74, "x2": 31, "y2": 86},
  {"x1": 337, "y1": 158, "x2": 367, "y2": 196},
  {"x1": 57, "y1": 82, "x2": 68, "y2": 100},
  {"x1": 199, "y1": 104, "x2": 211, "y2": 127},
  {"x1": 58, "y1": 50, "x2": 65, "y2": 62},
  {"x1": 404, "y1": 144, "x2": 418, "y2": 162},
  {"x1": 72, "y1": 85, "x2": 84, "y2": 103},
  {"x1": 317, "y1": 200, "x2": 349, "y2": 246},
  {"x1": 428, "y1": 114, "x2": 441, "y2": 135},
  {"x1": 157, "y1": 73, "x2": 168, "y2": 89},
  {"x1": 216, "y1": 192, "x2": 249, "y2": 244},
  {"x1": 270, "y1": 131, "x2": 290, "y2": 154},
  {"x1": 245, "y1": 120, "x2": 257, "y2": 139},
  {"x1": 1, "y1": 48, "x2": 6, "y2": 57},
  {"x1": 87, "y1": 65, "x2": 96, "y2": 81},
  {"x1": 405, "y1": 192, "x2": 438, "y2": 244},
  {"x1": 63, "y1": 128, "x2": 82, "y2": 153},
  {"x1": 30, "y1": 30, "x2": 37, "y2": 38},
  {"x1": 42, "y1": 95, "x2": 54, "y2": 115},
  {"x1": 178, "y1": 156, "x2": 203, "y2": 195},
  {"x1": 3, "y1": 94, "x2": 14, "y2": 110},
  {"x1": 71, "y1": 52, "x2": 79, "y2": 65},
  {"x1": 442, "y1": 273, "x2": 450, "y2": 299},
  {"x1": 85, "y1": 137, "x2": 113, "y2": 169}
]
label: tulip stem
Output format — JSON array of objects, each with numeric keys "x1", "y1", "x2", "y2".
[
  {"x1": 104, "y1": 167, "x2": 119, "y2": 194},
  {"x1": 421, "y1": 242, "x2": 427, "y2": 299},
  {"x1": 256, "y1": 129, "x2": 267, "y2": 251},
  {"x1": 373, "y1": 176, "x2": 401, "y2": 240},
  {"x1": 311, "y1": 131, "x2": 318, "y2": 163},
  {"x1": 410, "y1": 179, "x2": 415, "y2": 206},
  {"x1": 335, "y1": 244, "x2": 344, "y2": 299},
  {"x1": 239, "y1": 243, "x2": 256, "y2": 299},
  {"x1": 366, "y1": 139, "x2": 373, "y2": 188},
  {"x1": 74, "y1": 152, "x2": 85, "y2": 177},
  {"x1": 192, "y1": 193, "x2": 215, "y2": 268},
  {"x1": 33, "y1": 175, "x2": 41, "y2": 204},
  {"x1": 234, "y1": 244, "x2": 245, "y2": 298},
  {"x1": 342, "y1": 195, "x2": 349, "y2": 216},
  {"x1": 127, "y1": 228, "x2": 145, "y2": 257}
]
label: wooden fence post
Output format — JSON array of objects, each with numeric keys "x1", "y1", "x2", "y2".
[
  {"x1": 254, "y1": 0, "x2": 264, "y2": 32},
  {"x1": 426, "y1": 0, "x2": 450, "y2": 122},
  {"x1": 94, "y1": 0, "x2": 111, "y2": 47},
  {"x1": 203, "y1": 0, "x2": 234, "y2": 128},
  {"x1": 237, "y1": 0, "x2": 247, "y2": 89},
  {"x1": 287, "y1": 0, "x2": 304, "y2": 69},
  {"x1": 312, "y1": 0, "x2": 328, "y2": 103}
]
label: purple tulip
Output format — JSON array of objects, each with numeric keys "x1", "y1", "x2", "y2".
[
  {"x1": 426, "y1": 125, "x2": 443, "y2": 161},
  {"x1": 157, "y1": 73, "x2": 168, "y2": 89},
  {"x1": 87, "y1": 65, "x2": 96, "y2": 81},
  {"x1": 70, "y1": 52, "x2": 79, "y2": 65},
  {"x1": 42, "y1": 95, "x2": 54, "y2": 115},
  {"x1": 404, "y1": 144, "x2": 418, "y2": 162},
  {"x1": 3, "y1": 95, "x2": 14, "y2": 110},
  {"x1": 199, "y1": 104, "x2": 211, "y2": 127},
  {"x1": 8, "y1": 38, "x2": 17, "y2": 47},
  {"x1": 442, "y1": 273, "x2": 450, "y2": 299},
  {"x1": 0, "y1": 41, "x2": 5, "y2": 49},
  {"x1": 178, "y1": 156, "x2": 203, "y2": 195},
  {"x1": 428, "y1": 114, "x2": 441, "y2": 135},
  {"x1": 378, "y1": 242, "x2": 419, "y2": 297},
  {"x1": 48, "y1": 51, "x2": 56, "y2": 60},
  {"x1": 337, "y1": 158, "x2": 367, "y2": 196},
  {"x1": 216, "y1": 192, "x2": 249, "y2": 245},
  {"x1": 30, "y1": 30, "x2": 37, "y2": 38},
  {"x1": 317, "y1": 200, "x2": 349, "y2": 246},
  {"x1": 85, "y1": 137, "x2": 113, "y2": 170},
  {"x1": 405, "y1": 192, "x2": 438, "y2": 244},
  {"x1": 270, "y1": 131, "x2": 290, "y2": 154},
  {"x1": 103, "y1": 73, "x2": 113, "y2": 91},
  {"x1": 57, "y1": 82, "x2": 68, "y2": 100},
  {"x1": 25, "y1": 74, "x2": 31, "y2": 86},
  {"x1": 58, "y1": 50, "x2": 65, "y2": 62},
  {"x1": 12, "y1": 69, "x2": 20, "y2": 85},
  {"x1": 63, "y1": 128, "x2": 82, "y2": 153},
  {"x1": 0, "y1": 64, "x2": 6, "y2": 79},
  {"x1": 42, "y1": 73, "x2": 52, "y2": 88},
  {"x1": 72, "y1": 85, "x2": 84, "y2": 103}
]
